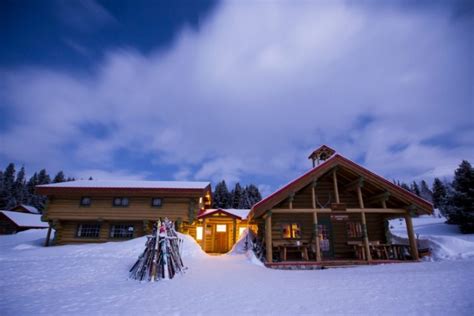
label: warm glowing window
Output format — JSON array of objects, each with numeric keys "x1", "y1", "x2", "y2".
[
  {"x1": 239, "y1": 227, "x2": 247, "y2": 237},
  {"x1": 216, "y1": 224, "x2": 227, "y2": 232},
  {"x1": 196, "y1": 227, "x2": 203, "y2": 240},
  {"x1": 282, "y1": 223, "x2": 301, "y2": 239},
  {"x1": 347, "y1": 222, "x2": 363, "y2": 238}
]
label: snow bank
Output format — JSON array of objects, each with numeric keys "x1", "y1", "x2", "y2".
[
  {"x1": 178, "y1": 232, "x2": 207, "y2": 259},
  {"x1": 390, "y1": 215, "x2": 474, "y2": 261},
  {"x1": 228, "y1": 228, "x2": 265, "y2": 267}
]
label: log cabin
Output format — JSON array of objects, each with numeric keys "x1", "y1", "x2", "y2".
[
  {"x1": 194, "y1": 208, "x2": 252, "y2": 253},
  {"x1": 9, "y1": 204, "x2": 40, "y2": 214},
  {"x1": 248, "y1": 145, "x2": 433, "y2": 268},
  {"x1": 0, "y1": 210, "x2": 48, "y2": 234},
  {"x1": 36, "y1": 180, "x2": 212, "y2": 246}
]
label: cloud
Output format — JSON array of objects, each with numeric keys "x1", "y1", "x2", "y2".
[{"x1": 1, "y1": 0, "x2": 472, "y2": 191}]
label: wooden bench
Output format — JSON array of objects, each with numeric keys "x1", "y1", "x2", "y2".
[{"x1": 273, "y1": 241, "x2": 310, "y2": 261}]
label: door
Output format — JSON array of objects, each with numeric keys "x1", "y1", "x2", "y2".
[
  {"x1": 318, "y1": 217, "x2": 334, "y2": 259},
  {"x1": 214, "y1": 224, "x2": 229, "y2": 253}
]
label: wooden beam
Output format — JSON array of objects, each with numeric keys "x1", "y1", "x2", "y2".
[
  {"x1": 201, "y1": 218, "x2": 206, "y2": 251},
  {"x1": 265, "y1": 212, "x2": 273, "y2": 263},
  {"x1": 404, "y1": 214, "x2": 419, "y2": 260},
  {"x1": 343, "y1": 177, "x2": 364, "y2": 192},
  {"x1": 357, "y1": 185, "x2": 372, "y2": 261},
  {"x1": 332, "y1": 169, "x2": 340, "y2": 203},
  {"x1": 44, "y1": 223, "x2": 52, "y2": 247},
  {"x1": 289, "y1": 192, "x2": 295, "y2": 209},
  {"x1": 269, "y1": 208, "x2": 406, "y2": 214},
  {"x1": 312, "y1": 211, "x2": 321, "y2": 262},
  {"x1": 232, "y1": 218, "x2": 237, "y2": 245},
  {"x1": 366, "y1": 191, "x2": 391, "y2": 205}
]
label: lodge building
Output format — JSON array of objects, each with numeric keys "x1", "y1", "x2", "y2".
[{"x1": 37, "y1": 145, "x2": 433, "y2": 266}]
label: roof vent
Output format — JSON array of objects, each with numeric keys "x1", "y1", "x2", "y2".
[{"x1": 308, "y1": 145, "x2": 336, "y2": 167}]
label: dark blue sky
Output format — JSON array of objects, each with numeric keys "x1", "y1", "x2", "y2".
[{"x1": 1, "y1": 0, "x2": 472, "y2": 195}]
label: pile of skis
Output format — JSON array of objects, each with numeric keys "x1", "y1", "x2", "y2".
[{"x1": 129, "y1": 218, "x2": 185, "y2": 282}]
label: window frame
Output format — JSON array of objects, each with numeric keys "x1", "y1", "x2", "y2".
[
  {"x1": 346, "y1": 221, "x2": 363, "y2": 239},
  {"x1": 79, "y1": 196, "x2": 91, "y2": 207},
  {"x1": 151, "y1": 197, "x2": 163, "y2": 208},
  {"x1": 281, "y1": 222, "x2": 302, "y2": 239},
  {"x1": 112, "y1": 197, "x2": 129, "y2": 207},
  {"x1": 109, "y1": 224, "x2": 135, "y2": 239},
  {"x1": 76, "y1": 223, "x2": 101, "y2": 238}
]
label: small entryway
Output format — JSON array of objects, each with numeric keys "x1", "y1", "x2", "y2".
[{"x1": 213, "y1": 224, "x2": 229, "y2": 253}]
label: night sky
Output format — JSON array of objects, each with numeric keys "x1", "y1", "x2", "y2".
[{"x1": 1, "y1": 0, "x2": 472, "y2": 195}]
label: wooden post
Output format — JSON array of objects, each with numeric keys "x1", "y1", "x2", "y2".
[
  {"x1": 404, "y1": 214, "x2": 419, "y2": 260},
  {"x1": 201, "y1": 218, "x2": 206, "y2": 251},
  {"x1": 381, "y1": 199, "x2": 387, "y2": 209},
  {"x1": 265, "y1": 212, "x2": 273, "y2": 263},
  {"x1": 357, "y1": 185, "x2": 372, "y2": 261},
  {"x1": 311, "y1": 184, "x2": 322, "y2": 262},
  {"x1": 44, "y1": 223, "x2": 52, "y2": 247},
  {"x1": 332, "y1": 169, "x2": 340, "y2": 203},
  {"x1": 232, "y1": 218, "x2": 237, "y2": 245},
  {"x1": 289, "y1": 193, "x2": 294, "y2": 209}
]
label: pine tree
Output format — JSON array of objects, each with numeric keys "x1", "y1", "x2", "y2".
[
  {"x1": 246, "y1": 184, "x2": 262, "y2": 206},
  {"x1": 410, "y1": 181, "x2": 421, "y2": 196},
  {"x1": 238, "y1": 187, "x2": 252, "y2": 209},
  {"x1": 1, "y1": 163, "x2": 16, "y2": 209},
  {"x1": 231, "y1": 183, "x2": 243, "y2": 208},
  {"x1": 37, "y1": 169, "x2": 51, "y2": 185},
  {"x1": 419, "y1": 180, "x2": 433, "y2": 202},
  {"x1": 26, "y1": 173, "x2": 39, "y2": 207},
  {"x1": 444, "y1": 160, "x2": 474, "y2": 233},
  {"x1": 212, "y1": 180, "x2": 231, "y2": 208},
  {"x1": 53, "y1": 171, "x2": 66, "y2": 183},
  {"x1": 432, "y1": 178, "x2": 447, "y2": 210},
  {"x1": 400, "y1": 182, "x2": 410, "y2": 192},
  {"x1": 13, "y1": 166, "x2": 27, "y2": 206}
]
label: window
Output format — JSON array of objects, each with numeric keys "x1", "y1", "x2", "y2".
[
  {"x1": 196, "y1": 226, "x2": 203, "y2": 240},
  {"x1": 239, "y1": 227, "x2": 247, "y2": 237},
  {"x1": 79, "y1": 196, "x2": 91, "y2": 206},
  {"x1": 113, "y1": 197, "x2": 129, "y2": 207},
  {"x1": 110, "y1": 224, "x2": 134, "y2": 239},
  {"x1": 347, "y1": 222, "x2": 363, "y2": 238},
  {"x1": 151, "y1": 198, "x2": 162, "y2": 207},
  {"x1": 77, "y1": 224, "x2": 100, "y2": 238},
  {"x1": 282, "y1": 223, "x2": 301, "y2": 239},
  {"x1": 216, "y1": 224, "x2": 227, "y2": 232}
]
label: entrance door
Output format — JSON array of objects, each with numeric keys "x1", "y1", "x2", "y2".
[
  {"x1": 318, "y1": 217, "x2": 334, "y2": 259},
  {"x1": 214, "y1": 224, "x2": 229, "y2": 253}
]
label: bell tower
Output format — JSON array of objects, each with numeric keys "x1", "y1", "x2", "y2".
[{"x1": 308, "y1": 145, "x2": 336, "y2": 167}]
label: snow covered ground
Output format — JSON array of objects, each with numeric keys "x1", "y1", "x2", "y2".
[{"x1": 1, "y1": 218, "x2": 474, "y2": 315}]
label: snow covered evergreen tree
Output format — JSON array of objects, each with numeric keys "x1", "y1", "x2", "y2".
[
  {"x1": 432, "y1": 178, "x2": 447, "y2": 210},
  {"x1": 1, "y1": 163, "x2": 16, "y2": 209},
  {"x1": 444, "y1": 160, "x2": 474, "y2": 233},
  {"x1": 13, "y1": 166, "x2": 27, "y2": 206},
  {"x1": 231, "y1": 183, "x2": 243, "y2": 208},
  {"x1": 212, "y1": 180, "x2": 231, "y2": 208},
  {"x1": 53, "y1": 171, "x2": 66, "y2": 183},
  {"x1": 410, "y1": 181, "x2": 421, "y2": 196},
  {"x1": 419, "y1": 180, "x2": 433, "y2": 202},
  {"x1": 246, "y1": 184, "x2": 262, "y2": 206}
]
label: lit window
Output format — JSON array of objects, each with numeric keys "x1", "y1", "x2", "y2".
[
  {"x1": 110, "y1": 224, "x2": 134, "y2": 239},
  {"x1": 77, "y1": 224, "x2": 100, "y2": 238},
  {"x1": 113, "y1": 197, "x2": 129, "y2": 207},
  {"x1": 151, "y1": 198, "x2": 162, "y2": 207},
  {"x1": 216, "y1": 224, "x2": 227, "y2": 232},
  {"x1": 239, "y1": 227, "x2": 247, "y2": 237},
  {"x1": 347, "y1": 222, "x2": 363, "y2": 238},
  {"x1": 282, "y1": 223, "x2": 301, "y2": 239},
  {"x1": 196, "y1": 227, "x2": 203, "y2": 240},
  {"x1": 80, "y1": 196, "x2": 91, "y2": 206}
]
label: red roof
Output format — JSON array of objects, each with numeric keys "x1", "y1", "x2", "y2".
[{"x1": 250, "y1": 154, "x2": 433, "y2": 219}]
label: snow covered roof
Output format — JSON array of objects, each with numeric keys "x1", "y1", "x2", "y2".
[
  {"x1": 36, "y1": 180, "x2": 211, "y2": 190},
  {"x1": 198, "y1": 208, "x2": 251, "y2": 220},
  {"x1": 10, "y1": 204, "x2": 40, "y2": 214},
  {"x1": 0, "y1": 211, "x2": 48, "y2": 228}
]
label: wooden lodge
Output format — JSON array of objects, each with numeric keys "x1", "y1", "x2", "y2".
[
  {"x1": 195, "y1": 208, "x2": 252, "y2": 253},
  {"x1": 0, "y1": 210, "x2": 48, "y2": 234},
  {"x1": 248, "y1": 145, "x2": 433, "y2": 268},
  {"x1": 36, "y1": 180, "x2": 212, "y2": 246}
]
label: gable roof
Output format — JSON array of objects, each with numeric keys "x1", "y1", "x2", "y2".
[
  {"x1": 36, "y1": 180, "x2": 211, "y2": 196},
  {"x1": 0, "y1": 211, "x2": 48, "y2": 228},
  {"x1": 198, "y1": 208, "x2": 250, "y2": 220},
  {"x1": 250, "y1": 154, "x2": 433, "y2": 219},
  {"x1": 10, "y1": 204, "x2": 40, "y2": 214}
]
